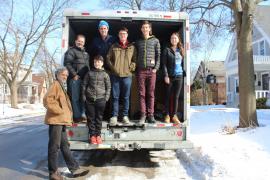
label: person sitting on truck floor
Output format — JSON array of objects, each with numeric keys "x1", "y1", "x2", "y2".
[
  {"x1": 63, "y1": 34, "x2": 89, "y2": 123},
  {"x1": 88, "y1": 20, "x2": 117, "y2": 69},
  {"x1": 136, "y1": 20, "x2": 161, "y2": 124},
  {"x1": 162, "y1": 32, "x2": 185, "y2": 125},
  {"x1": 44, "y1": 67, "x2": 89, "y2": 180},
  {"x1": 81, "y1": 55, "x2": 111, "y2": 145},
  {"x1": 106, "y1": 27, "x2": 137, "y2": 125}
]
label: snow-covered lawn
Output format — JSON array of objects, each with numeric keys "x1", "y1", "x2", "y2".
[
  {"x1": 0, "y1": 103, "x2": 270, "y2": 179},
  {"x1": 188, "y1": 105, "x2": 270, "y2": 180},
  {"x1": 0, "y1": 103, "x2": 45, "y2": 126}
]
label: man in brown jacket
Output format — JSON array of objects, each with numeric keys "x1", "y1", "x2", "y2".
[
  {"x1": 106, "y1": 27, "x2": 136, "y2": 125},
  {"x1": 44, "y1": 67, "x2": 89, "y2": 180}
]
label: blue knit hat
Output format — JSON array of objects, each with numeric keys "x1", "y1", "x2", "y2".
[{"x1": 98, "y1": 20, "x2": 109, "y2": 29}]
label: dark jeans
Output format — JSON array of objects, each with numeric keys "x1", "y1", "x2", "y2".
[
  {"x1": 136, "y1": 68, "x2": 156, "y2": 117},
  {"x1": 68, "y1": 79, "x2": 85, "y2": 119},
  {"x1": 111, "y1": 75, "x2": 132, "y2": 117},
  {"x1": 85, "y1": 98, "x2": 106, "y2": 136},
  {"x1": 165, "y1": 76, "x2": 183, "y2": 116},
  {"x1": 48, "y1": 125, "x2": 79, "y2": 174}
]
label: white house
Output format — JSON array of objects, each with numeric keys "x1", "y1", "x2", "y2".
[
  {"x1": 225, "y1": 5, "x2": 270, "y2": 107},
  {"x1": 0, "y1": 66, "x2": 39, "y2": 103}
]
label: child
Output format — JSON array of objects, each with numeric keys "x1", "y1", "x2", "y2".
[{"x1": 81, "y1": 55, "x2": 111, "y2": 144}]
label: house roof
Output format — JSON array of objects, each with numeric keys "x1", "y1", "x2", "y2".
[
  {"x1": 194, "y1": 61, "x2": 225, "y2": 82},
  {"x1": 255, "y1": 5, "x2": 270, "y2": 38},
  {"x1": 32, "y1": 74, "x2": 46, "y2": 95}
]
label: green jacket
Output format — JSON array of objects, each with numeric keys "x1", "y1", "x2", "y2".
[{"x1": 106, "y1": 42, "x2": 137, "y2": 77}]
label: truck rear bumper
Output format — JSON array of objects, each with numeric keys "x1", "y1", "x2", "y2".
[{"x1": 69, "y1": 140, "x2": 193, "y2": 151}]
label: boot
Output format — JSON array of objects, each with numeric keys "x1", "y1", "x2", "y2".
[
  {"x1": 96, "y1": 135, "x2": 102, "y2": 144},
  {"x1": 71, "y1": 168, "x2": 89, "y2": 178},
  {"x1": 148, "y1": 116, "x2": 156, "y2": 123},
  {"x1": 138, "y1": 115, "x2": 146, "y2": 124},
  {"x1": 49, "y1": 171, "x2": 63, "y2": 180},
  {"x1": 109, "y1": 116, "x2": 118, "y2": 126},
  {"x1": 90, "y1": 136, "x2": 97, "y2": 144},
  {"x1": 172, "y1": 115, "x2": 180, "y2": 125},
  {"x1": 122, "y1": 116, "x2": 130, "y2": 124},
  {"x1": 164, "y1": 115, "x2": 170, "y2": 123}
]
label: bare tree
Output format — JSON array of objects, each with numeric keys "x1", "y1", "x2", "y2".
[
  {"x1": 36, "y1": 45, "x2": 60, "y2": 88},
  {"x1": 0, "y1": 0, "x2": 76, "y2": 108}
]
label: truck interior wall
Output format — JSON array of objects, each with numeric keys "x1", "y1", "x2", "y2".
[{"x1": 68, "y1": 19, "x2": 185, "y2": 121}]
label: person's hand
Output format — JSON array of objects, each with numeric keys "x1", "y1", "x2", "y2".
[
  {"x1": 152, "y1": 69, "x2": 157, "y2": 73},
  {"x1": 164, "y1": 77, "x2": 170, "y2": 84},
  {"x1": 73, "y1": 75, "x2": 79, "y2": 80}
]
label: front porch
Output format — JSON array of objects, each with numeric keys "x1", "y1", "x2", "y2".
[{"x1": 227, "y1": 90, "x2": 269, "y2": 107}]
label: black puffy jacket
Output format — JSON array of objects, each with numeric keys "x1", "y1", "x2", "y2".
[
  {"x1": 81, "y1": 68, "x2": 111, "y2": 102},
  {"x1": 135, "y1": 36, "x2": 160, "y2": 70},
  {"x1": 63, "y1": 46, "x2": 89, "y2": 79},
  {"x1": 162, "y1": 47, "x2": 186, "y2": 77}
]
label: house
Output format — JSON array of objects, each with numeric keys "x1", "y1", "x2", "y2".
[
  {"x1": 32, "y1": 73, "x2": 47, "y2": 103},
  {"x1": 0, "y1": 66, "x2": 39, "y2": 104},
  {"x1": 192, "y1": 61, "x2": 226, "y2": 105},
  {"x1": 225, "y1": 5, "x2": 270, "y2": 107}
]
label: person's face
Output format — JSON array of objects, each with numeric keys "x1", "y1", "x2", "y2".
[
  {"x1": 99, "y1": 25, "x2": 109, "y2": 38},
  {"x1": 75, "y1": 36, "x2": 85, "y2": 49},
  {"x1": 118, "y1": 30, "x2": 128, "y2": 42},
  {"x1": 57, "y1": 70, "x2": 68, "y2": 83},
  {"x1": 141, "y1": 24, "x2": 151, "y2": 37},
  {"x1": 170, "y1": 34, "x2": 179, "y2": 47},
  {"x1": 94, "y1": 59, "x2": 103, "y2": 69}
]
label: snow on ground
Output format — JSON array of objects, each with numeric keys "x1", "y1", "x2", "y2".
[
  {"x1": 1, "y1": 103, "x2": 270, "y2": 179},
  {"x1": 186, "y1": 105, "x2": 270, "y2": 180},
  {"x1": 0, "y1": 103, "x2": 45, "y2": 126}
]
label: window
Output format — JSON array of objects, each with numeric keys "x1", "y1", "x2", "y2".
[
  {"x1": 259, "y1": 40, "x2": 265, "y2": 56},
  {"x1": 262, "y1": 73, "x2": 269, "y2": 90},
  {"x1": 235, "y1": 78, "x2": 239, "y2": 93}
]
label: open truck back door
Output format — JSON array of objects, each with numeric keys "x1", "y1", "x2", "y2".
[{"x1": 62, "y1": 9, "x2": 192, "y2": 151}]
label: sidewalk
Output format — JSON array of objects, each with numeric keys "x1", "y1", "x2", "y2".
[{"x1": 0, "y1": 103, "x2": 45, "y2": 126}]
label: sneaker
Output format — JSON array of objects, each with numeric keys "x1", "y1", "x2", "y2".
[
  {"x1": 90, "y1": 136, "x2": 97, "y2": 144},
  {"x1": 49, "y1": 171, "x2": 63, "y2": 180},
  {"x1": 96, "y1": 135, "x2": 102, "y2": 144},
  {"x1": 172, "y1": 115, "x2": 180, "y2": 124},
  {"x1": 109, "y1": 116, "x2": 118, "y2": 126},
  {"x1": 122, "y1": 116, "x2": 130, "y2": 124},
  {"x1": 148, "y1": 116, "x2": 156, "y2": 123},
  {"x1": 138, "y1": 115, "x2": 146, "y2": 124},
  {"x1": 164, "y1": 115, "x2": 170, "y2": 123},
  {"x1": 71, "y1": 168, "x2": 89, "y2": 178}
]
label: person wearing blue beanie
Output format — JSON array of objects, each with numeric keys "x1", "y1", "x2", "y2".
[{"x1": 98, "y1": 20, "x2": 109, "y2": 29}]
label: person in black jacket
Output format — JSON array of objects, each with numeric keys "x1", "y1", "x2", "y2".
[
  {"x1": 63, "y1": 34, "x2": 89, "y2": 122},
  {"x1": 136, "y1": 21, "x2": 160, "y2": 124},
  {"x1": 162, "y1": 32, "x2": 185, "y2": 124},
  {"x1": 81, "y1": 55, "x2": 111, "y2": 145},
  {"x1": 88, "y1": 20, "x2": 116, "y2": 69}
]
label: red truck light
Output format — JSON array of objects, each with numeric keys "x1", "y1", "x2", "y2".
[
  {"x1": 67, "y1": 130, "x2": 74, "y2": 137},
  {"x1": 176, "y1": 130, "x2": 183, "y2": 137},
  {"x1": 81, "y1": 12, "x2": 90, "y2": 16}
]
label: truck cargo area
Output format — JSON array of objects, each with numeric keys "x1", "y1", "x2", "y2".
[{"x1": 63, "y1": 10, "x2": 191, "y2": 151}]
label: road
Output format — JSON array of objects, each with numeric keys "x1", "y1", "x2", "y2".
[{"x1": 0, "y1": 116, "x2": 208, "y2": 180}]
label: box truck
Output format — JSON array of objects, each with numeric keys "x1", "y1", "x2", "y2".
[{"x1": 62, "y1": 9, "x2": 192, "y2": 151}]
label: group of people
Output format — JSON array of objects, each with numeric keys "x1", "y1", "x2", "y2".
[{"x1": 43, "y1": 20, "x2": 185, "y2": 180}]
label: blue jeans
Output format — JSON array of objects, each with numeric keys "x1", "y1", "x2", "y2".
[
  {"x1": 111, "y1": 75, "x2": 132, "y2": 117},
  {"x1": 68, "y1": 79, "x2": 85, "y2": 119}
]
